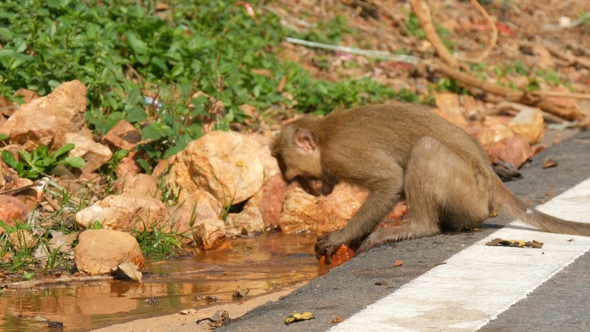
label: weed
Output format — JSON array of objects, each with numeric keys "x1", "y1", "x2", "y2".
[{"x1": 1, "y1": 144, "x2": 85, "y2": 180}]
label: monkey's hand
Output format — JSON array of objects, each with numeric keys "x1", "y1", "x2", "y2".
[{"x1": 315, "y1": 231, "x2": 348, "y2": 264}]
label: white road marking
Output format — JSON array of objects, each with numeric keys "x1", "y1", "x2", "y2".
[{"x1": 330, "y1": 178, "x2": 590, "y2": 332}]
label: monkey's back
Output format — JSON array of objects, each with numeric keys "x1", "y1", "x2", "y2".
[{"x1": 318, "y1": 104, "x2": 493, "y2": 186}]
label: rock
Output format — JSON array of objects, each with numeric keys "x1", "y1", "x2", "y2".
[
  {"x1": 477, "y1": 116, "x2": 514, "y2": 146},
  {"x1": 250, "y1": 173, "x2": 288, "y2": 228},
  {"x1": 14, "y1": 89, "x2": 40, "y2": 104},
  {"x1": 75, "y1": 195, "x2": 166, "y2": 232},
  {"x1": 19, "y1": 80, "x2": 88, "y2": 134},
  {"x1": 74, "y1": 229, "x2": 144, "y2": 275},
  {"x1": 152, "y1": 157, "x2": 172, "y2": 179},
  {"x1": 193, "y1": 218, "x2": 227, "y2": 251},
  {"x1": 223, "y1": 154, "x2": 287, "y2": 236},
  {"x1": 8, "y1": 229, "x2": 37, "y2": 251},
  {"x1": 226, "y1": 203, "x2": 265, "y2": 237},
  {"x1": 166, "y1": 191, "x2": 222, "y2": 235},
  {"x1": 0, "y1": 107, "x2": 65, "y2": 151},
  {"x1": 0, "y1": 195, "x2": 29, "y2": 233},
  {"x1": 461, "y1": 95, "x2": 486, "y2": 119},
  {"x1": 245, "y1": 132, "x2": 281, "y2": 180},
  {"x1": 2, "y1": 177, "x2": 38, "y2": 209},
  {"x1": 167, "y1": 131, "x2": 264, "y2": 206},
  {"x1": 507, "y1": 107, "x2": 544, "y2": 144},
  {"x1": 118, "y1": 173, "x2": 161, "y2": 199},
  {"x1": 485, "y1": 134, "x2": 534, "y2": 168},
  {"x1": 64, "y1": 133, "x2": 113, "y2": 173},
  {"x1": 0, "y1": 80, "x2": 90, "y2": 151},
  {"x1": 114, "y1": 152, "x2": 142, "y2": 178},
  {"x1": 279, "y1": 183, "x2": 367, "y2": 235},
  {"x1": 102, "y1": 120, "x2": 142, "y2": 151},
  {"x1": 433, "y1": 92, "x2": 468, "y2": 128}
]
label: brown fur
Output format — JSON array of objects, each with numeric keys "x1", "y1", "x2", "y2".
[{"x1": 272, "y1": 104, "x2": 590, "y2": 264}]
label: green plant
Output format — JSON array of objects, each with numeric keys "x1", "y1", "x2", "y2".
[
  {"x1": 22, "y1": 271, "x2": 35, "y2": 281},
  {"x1": 0, "y1": 220, "x2": 37, "y2": 271},
  {"x1": 0, "y1": 0, "x2": 404, "y2": 168},
  {"x1": 1, "y1": 144, "x2": 85, "y2": 180},
  {"x1": 133, "y1": 222, "x2": 184, "y2": 259}
]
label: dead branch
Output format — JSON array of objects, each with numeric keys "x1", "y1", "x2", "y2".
[
  {"x1": 469, "y1": 0, "x2": 497, "y2": 61},
  {"x1": 546, "y1": 45, "x2": 590, "y2": 69},
  {"x1": 427, "y1": 61, "x2": 582, "y2": 121},
  {"x1": 410, "y1": 0, "x2": 458, "y2": 68},
  {"x1": 531, "y1": 91, "x2": 590, "y2": 100}
]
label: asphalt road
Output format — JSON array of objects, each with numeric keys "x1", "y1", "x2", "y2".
[{"x1": 217, "y1": 129, "x2": 590, "y2": 332}]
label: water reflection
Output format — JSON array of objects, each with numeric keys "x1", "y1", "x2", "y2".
[{"x1": 0, "y1": 232, "x2": 322, "y2": 331}]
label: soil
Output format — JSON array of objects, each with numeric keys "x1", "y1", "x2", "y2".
[{"x1": 91, "y1": 284, "x2": 304, "y2": 332}]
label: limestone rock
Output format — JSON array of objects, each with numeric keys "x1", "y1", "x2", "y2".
[
  {"x1": 75, "y1": 195, "x2": 166, "y2": 232},
  {"x1": 226, "y1": 203, "x2": 265, "y2": 237},
  {"x1": 65, "y1": 133, "x2": 113, "y2": 173},
  {"x1": 477, "y1": 116, "x2": 514, "y2": 146},
  {"x1": 0, "y1": 80, "x2": 89, "y2": 151},
  {"x1": 19, "y1": 80, "x2": 88, "y2": 134},
  {"x1": 74, "y1": 229, "x2": 144, "y2": 275},
  {"x1": 279, "y1": 183, "x2": 367, "y2": 235},
  {"x1": 193, "y1": 218, "x2": 227, "y2": 251},
  {"x1": 0, "y1": 107, "x2": 64, "y2": 151},
  {"x1": 433, "y1": 92, "x2": 468, "y2": 128},
  {"x1": 250, "y1": 173, "x2": 288, "y2": 228},
  {"x1": 486, "y1": 134, "x2": 534, "y2": 168},
  {"x1": 102, "y1": 120, "x2": 142, "y2": 151},
  {"x1": 166, "y1": 191, "x2": 222, "y2": 238},
  {"x1": 507, "y1": 107, "x2": 544, "y2": 144},
  {"x1": 167, "y1": 131, "x2": 264, "y2": 206},
  {"x1": 118, "y1": 173, "x2": 160, "y2": 200},
  {"x1": 0, "y1": 195, "x2": 29, "y2": 233}
]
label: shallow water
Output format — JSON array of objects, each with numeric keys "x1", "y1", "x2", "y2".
[{"x1": 0, "y1": 232, "x2": 324, "y2": 331}]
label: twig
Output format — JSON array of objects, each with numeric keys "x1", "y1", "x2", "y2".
[
  {"x1": 285, "y1": 37, "x2": 420, "y2": 64},
  {"x1": 410, "y1": 0, "x2": 458, "y2": 67},
  {"x1": 469, "y1": 0, "x2": 497, "y2": 61},
  {"x1": 368, "y1": 0, "x2": 412, "y2": 36}
]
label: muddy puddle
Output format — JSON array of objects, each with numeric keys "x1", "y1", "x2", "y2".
[{"x1": 0, "y1": 232, "x2": 328, "y2": 332}]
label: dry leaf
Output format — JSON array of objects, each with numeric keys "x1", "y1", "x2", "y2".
[
  {"x1": 117, "y1": 262, "x2": 143, "y2": 283},
  {"x1": 542, "y1": 158, "x2": 558, "y2": 169}
]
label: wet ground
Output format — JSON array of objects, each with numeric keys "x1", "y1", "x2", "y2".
[{"x1": 0, "y1": 232, "x2": 323, "y2": 332}]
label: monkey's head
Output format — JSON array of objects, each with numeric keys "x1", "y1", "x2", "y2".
[{"x1": 272, "y1": 122, "x2": 335, "y2": 197}]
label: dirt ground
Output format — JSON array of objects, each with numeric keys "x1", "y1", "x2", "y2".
[{"x1": 91, "y1": 283, "x2": 304, "y2": 332}]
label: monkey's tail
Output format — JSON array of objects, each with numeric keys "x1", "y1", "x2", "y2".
[{"x1": 494, "y1": 181, "x2": 590, "y2": 236}]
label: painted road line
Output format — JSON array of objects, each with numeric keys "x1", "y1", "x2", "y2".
[{"x1": 330, "y1": 177, "x2": 590, "y2": 332}]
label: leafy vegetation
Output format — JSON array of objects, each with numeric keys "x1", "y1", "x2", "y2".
[
  {"x1": 1, "y1": 144, "x2": 85, "y2": 180},
  {"x1": 0, "y1": 0, "x2": 407, "y2": 169}
]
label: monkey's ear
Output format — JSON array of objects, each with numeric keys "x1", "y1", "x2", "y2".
[{"x1": 294, "y1": 128, "x2": 318, "y2": 152}]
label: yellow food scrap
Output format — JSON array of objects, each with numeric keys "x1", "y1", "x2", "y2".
[{"x1": 285, "y1": 312, "x2": 315, "y2": 325}]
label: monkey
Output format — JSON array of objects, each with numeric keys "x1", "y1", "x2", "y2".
[{"x1": 271, "y1": 103, "x2": 590, "y2": 264}]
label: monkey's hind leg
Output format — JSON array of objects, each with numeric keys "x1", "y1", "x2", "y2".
[{"x1": 358, "y1": 136, "x2": 491, "y2": 253}]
